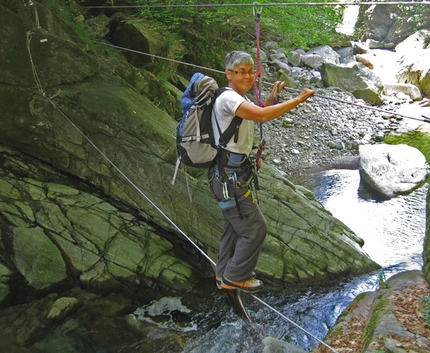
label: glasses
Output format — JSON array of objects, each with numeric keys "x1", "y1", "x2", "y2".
[{"x1": 229, "y1": 69, "x2": 257, "y2": 78}]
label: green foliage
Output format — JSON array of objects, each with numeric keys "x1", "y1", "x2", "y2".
[
  {"x1": 135, "y1": 0, "x2": 346, "y2": 50},
  {"x1": 396, "y1": 4, "x2": 430, "y2": 32},
  {"x1": 58, "y1": 90, "x2": 76, "y2": 108},
  {"x1": 421, "y1": 296, "x2": 430, "y2": 326},
  {"x1": 384, "y1": 130, "x2": 430, "y2": 166},
  {"x1": 136, "y1": 0, "x2": 225, "y2": 32},
  {"x1": 378, "y1": 270, "x2": 387, "y2": 289},
  {"x1": 258, "y1": 0, "x2": 345, "y2": 49}
]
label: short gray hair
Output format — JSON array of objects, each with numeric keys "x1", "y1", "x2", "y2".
[{"x1": 225, "y1": 51, "x2": 254, "y2": 70}]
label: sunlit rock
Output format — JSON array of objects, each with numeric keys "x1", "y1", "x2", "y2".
[
  {"x1": 319, "y1": 62, "x2": 383, "y2": 104},
  {"x1": 359, "y1": 144, "x2": 428, "y2": 200}
]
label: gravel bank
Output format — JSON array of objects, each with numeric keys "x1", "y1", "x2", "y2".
[{"x1": 255, "y1": 86, "x2": 430, "y2": 176}]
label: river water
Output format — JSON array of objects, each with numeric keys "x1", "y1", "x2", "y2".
[{"x1": 138, "y1": 169, "x2": 428, "y2": 353}]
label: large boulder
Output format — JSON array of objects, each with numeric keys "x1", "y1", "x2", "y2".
[
  {"x1": 0, "y1": 2, "x2": 100, "y2": 88},
  {"x1": 383, "y1": 83, "x2": 422, "y2": 101},
  {"x1": 0, "y1": 264, "x2": 12, "y2": 303},
  {"x1": 317, "y1": 271, "x2": 430, "y2": 353},
  {"x1": 0, "y1": 152, "x2": 197, "y2": 294},
  {"x1": 357, "y1": 4, "x2": 426, "y2": 45},
  {"x1": 319, "y1": 62, "x2": 384, "y2": 104},
  {"x1": 301, "y1": 45, "x2": 340, "y2": 69},
  {"x1": 358, "y1": 144, "x2": 428, "y2": 200},
  {"x1": 396, "y1": 30, "x2": 430, "y2": 96}
]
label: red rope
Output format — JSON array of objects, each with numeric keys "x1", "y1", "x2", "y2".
[
  {"x1": 253, "y1": 11, "x2": 266, "y2": 108},
  {"x1": 253, "y1": 6, "x2": 266, "y2": 167}
]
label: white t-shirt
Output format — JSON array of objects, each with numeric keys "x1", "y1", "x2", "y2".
[{"x1": 212, "y1": 88, "x2": 254, "y2": 156}]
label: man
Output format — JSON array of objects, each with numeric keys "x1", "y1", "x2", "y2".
[{"x1": 209, "y1": 50, "x2": 315, "y2": 293}]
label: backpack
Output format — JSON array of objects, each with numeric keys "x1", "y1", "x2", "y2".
[{"x1": 172, "y1": 72, "x2": 243, "y2": 185}]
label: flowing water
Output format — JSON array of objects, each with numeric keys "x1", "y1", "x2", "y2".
[{"x1": 138, "y1": 169, "x2": 428, "y2": 352}]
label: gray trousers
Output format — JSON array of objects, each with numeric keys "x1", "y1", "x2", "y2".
[{"x1": 209, "y1": 176, "x2": 267, "y2": 282}]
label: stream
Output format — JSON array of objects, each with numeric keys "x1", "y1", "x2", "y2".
[{"x1": 139, "y1": 169, "x2": 428, "y2": 353}]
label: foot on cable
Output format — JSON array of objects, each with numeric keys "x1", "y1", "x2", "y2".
[
  {"x1": 216, "y1": 272, "x2": 257, "y2": 290},
  {"x1": 220, "y1": 275, "x2": 263, "y2": 294},
  {"x1": 216, "y1": 276, "x2": 222, "y2": 289}
]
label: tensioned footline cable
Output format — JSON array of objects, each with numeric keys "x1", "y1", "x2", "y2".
[
  {"x1": 25, "y1": 11, "x2": 340, "y2": 353},
  {"x1": 49, "y1": 100, "x2": 217, "y2": 267},
  {"x1": 48, "y1": 75, "x2": 341, "y2": 353},
  {"x1": 48, "y1": 76, "x2": 342, "y2": 353}
]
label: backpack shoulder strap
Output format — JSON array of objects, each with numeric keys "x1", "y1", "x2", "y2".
[
  {"x1": 218, "y1": 116, "x2": 243, "y2": 147},
  {"x1": 214, "y1": 87, "x2": 244, "y2": 148}
]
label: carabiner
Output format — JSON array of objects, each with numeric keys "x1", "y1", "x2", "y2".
[
  {"x1": 232, "y1": 172, "x2": 238, "y2": 188},
  {"x1": 222, "y1": 182, "x2": 229, "y2": 200},
  {"x1": 253, "y1": 2, "x2": 263, "y2": 17}
]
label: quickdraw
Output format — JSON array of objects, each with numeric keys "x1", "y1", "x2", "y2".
[
  {"x1": 252, "y1": 5, "x2": 286, "y2": 172},
  {"x1": 253, "y1": 3, "x2": 267, "y2": 172},
  {"x1": 253, "y1": 3, "x2": 265, "y2": 109}
]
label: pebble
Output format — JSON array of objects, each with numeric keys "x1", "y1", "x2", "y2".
[{"x1": 254, "y1": 86, "x2": 413, "y2": 175}]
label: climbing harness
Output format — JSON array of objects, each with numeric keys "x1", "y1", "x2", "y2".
[{"x1": 211, "y1": 149, "x2": 259, "y2": 219}]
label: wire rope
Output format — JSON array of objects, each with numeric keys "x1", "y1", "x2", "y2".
[
  {"x1": 79, "y1": 36, "x2": 430, "y2": 124},
  {"x1": 39, "y1": 27, "x2": 430, "y2": 124},
  {"x1": 250, "y1": 294, "x2": 339, "y2": 352},
  {"x1": 73, "y1": 1, "x2": 430, "y2": 9}
]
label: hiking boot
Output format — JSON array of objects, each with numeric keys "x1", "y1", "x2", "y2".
[
  {"x1": 215, "y1": 276, "x2": 222, "y2": 289},
  {"x1": 216, "y1": 272, "x2": 257, "y2": 290},
  {"x1": 221, "y1": 276, "x2": 263, "y2": 293}
]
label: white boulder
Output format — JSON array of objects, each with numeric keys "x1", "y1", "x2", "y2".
[{"x1": 359, "y1": 144, "x2": 428, "y2": 200}]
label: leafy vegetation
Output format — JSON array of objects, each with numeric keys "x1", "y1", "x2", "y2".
[
  {"x1": 378, "y1": 270, "x2": 387, "y2": 289},
  {"x1": 396, "y1": 3, "x2": 430, "y2": 33},
  {"x1": 355, "y1": 0, "x2": 430, "y2": 42},
  {"x1": 422, "y1": 296, "x2": 430, "y2": 326},
  {"x1": 384, "y1": 131, "x2": 430, "y2": 164},
  {"x1": 134, "y1": 0, "x2": 346, "y2": 50}
]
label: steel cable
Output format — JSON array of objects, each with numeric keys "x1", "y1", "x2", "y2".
[{"x1": 72, "y1": 1, "x2": 430, "y2": 9}]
